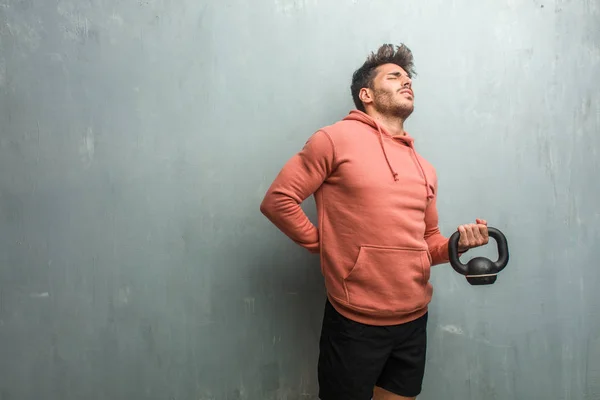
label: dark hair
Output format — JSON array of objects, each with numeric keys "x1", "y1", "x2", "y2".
[{"x1": 351, "y1": 43, "x2": 416, "y2": 112}]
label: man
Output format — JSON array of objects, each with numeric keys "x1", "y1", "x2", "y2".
[{"x1": 260, "y1": 43, "x2": 489, "y2": 400}]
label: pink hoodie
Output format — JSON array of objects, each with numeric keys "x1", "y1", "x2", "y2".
[{"x1": 260, "y1": 110, "x2": 451, "y2": 325}]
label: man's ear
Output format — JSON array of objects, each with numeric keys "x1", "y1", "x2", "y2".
[{"x1": 359, "y1": 87, "x2": 373, "y2": 107}]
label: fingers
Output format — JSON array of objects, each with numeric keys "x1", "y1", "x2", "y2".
[
  {"x1": 478, "y1": 223, "x2": 489, "y2": 242},
  {"x1": 474, "y1": 218, "x2": 489, "y2": 244},
  {"x1": 457, "y1": 224, "x2": 469, "y2": 250},
  {"x1": 457, "y1": 220, "x2": 489, "y2": 250},
  {"x1": 465, "y1": 223, "x2": 477, "y2": 243}
]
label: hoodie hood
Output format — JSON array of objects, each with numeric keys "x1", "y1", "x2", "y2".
[
  {"x1": 342, "y1": 110, "x2": 433, "y2": 200},
  {"x1": 343, "y1": 110, "x2": 415, "y2": 146}
]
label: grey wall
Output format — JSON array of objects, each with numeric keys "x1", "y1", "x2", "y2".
[{"x1": 1, "y1": 0, "x2": 599, "y2": 399}]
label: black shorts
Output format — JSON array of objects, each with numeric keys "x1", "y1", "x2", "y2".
[{"x1": 317, "y1": 299, "x2": 428, "y2": 400}]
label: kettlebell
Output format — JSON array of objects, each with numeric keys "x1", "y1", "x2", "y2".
[{"x1": 448, "y1": 227, "x2": 509, "y2": 285}]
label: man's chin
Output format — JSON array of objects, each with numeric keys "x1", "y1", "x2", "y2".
[
  {"x1": 394, "y1": 104, "x2": 414, "y2": 119},
  {"x1": 374, "y1": 102, "x2": 414, "y2": 119}
]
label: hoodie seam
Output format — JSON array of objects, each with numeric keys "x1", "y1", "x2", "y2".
[
  {"x1": 319, "y1": 128, "x2": 337, "y2": 168},
  {"x1": 316, "y1": 129, "x2": 335, "y2": 276}
]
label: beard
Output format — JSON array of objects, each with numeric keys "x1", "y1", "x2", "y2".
[{"x1": 372, "y1": 88, "x2": 414, "y2": 120}]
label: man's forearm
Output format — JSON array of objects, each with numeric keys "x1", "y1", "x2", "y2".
[
  {"x1": 260, "y1": 191, "x2": 320, "y2": 252},
  {"x1": 260, "y1": 130, "x2": 335, "y2": 253},
  {"x1": 425, "y1": 229, "x2": 450, "y2": 265}
]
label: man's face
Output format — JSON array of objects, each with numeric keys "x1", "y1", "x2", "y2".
[{"x1": 365, "y1": 63, "x2": 414, "y2": 119}]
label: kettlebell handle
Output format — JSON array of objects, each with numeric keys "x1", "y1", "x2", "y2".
[{"x1": 448, "y1": 227, "x2": 509, "y2": 276}]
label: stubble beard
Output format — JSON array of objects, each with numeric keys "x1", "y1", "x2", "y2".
[{"x1": 373, "y1": 89, "x2": 414, "y2": 120}]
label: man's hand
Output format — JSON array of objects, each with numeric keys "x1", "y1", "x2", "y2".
[{"x1": 457, "y1": 218, "x2": 489, "y2": 252}]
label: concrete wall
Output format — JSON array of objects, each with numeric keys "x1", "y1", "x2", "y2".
[{"x1": 0, "y1": 0, "x2": 599, "y2": 398}]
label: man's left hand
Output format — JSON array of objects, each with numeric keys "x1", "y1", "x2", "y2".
[{"x1": 457, "y1": 218, "x2": 489, "y2": 252}]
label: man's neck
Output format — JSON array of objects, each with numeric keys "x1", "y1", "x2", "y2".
[{"x1": 367, "y1": 111, "x2": 406, "y2": 136}]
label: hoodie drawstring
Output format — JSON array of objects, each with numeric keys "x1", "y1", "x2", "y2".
[
  {"x1": 377, "y1": 124, "x2": 399, "y2": 181},
  {"x1": 411, "y1": 147, "x2": 435, "y2": 201},
  {"x1": 376, "y1": 123, "x2": 434, "y2": 201},
  {"x1": 344, "y1": 110, "x2": 434, "y2": 201}
]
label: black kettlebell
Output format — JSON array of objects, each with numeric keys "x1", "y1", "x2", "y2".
[{"x1": 448, "y1": 227, "x2": 509, "y2": 285}]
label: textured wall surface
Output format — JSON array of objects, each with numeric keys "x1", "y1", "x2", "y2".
[{"x1": 0, "y1": 0, "x2": 599, "y2": 399}]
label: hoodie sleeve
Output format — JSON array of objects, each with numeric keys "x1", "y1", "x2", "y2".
[
  {"x1": 260, "y1": 130, "x2": 336, "y2": 253},
  {"x1": 423, "y1": 181, "x2": 451, "y2": 265}
]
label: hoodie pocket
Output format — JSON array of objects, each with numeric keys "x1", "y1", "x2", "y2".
[{"x1": 343, "y1": 245, "x2": 431, "y2": 313}]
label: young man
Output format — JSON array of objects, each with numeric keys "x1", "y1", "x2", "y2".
[{"x1": 260, "y1": 44, "x2": 489, "y2": 400}]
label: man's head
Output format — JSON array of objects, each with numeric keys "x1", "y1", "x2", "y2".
[{"x1": 351, "y1": 43, "x2": 416, "y2": 119}]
